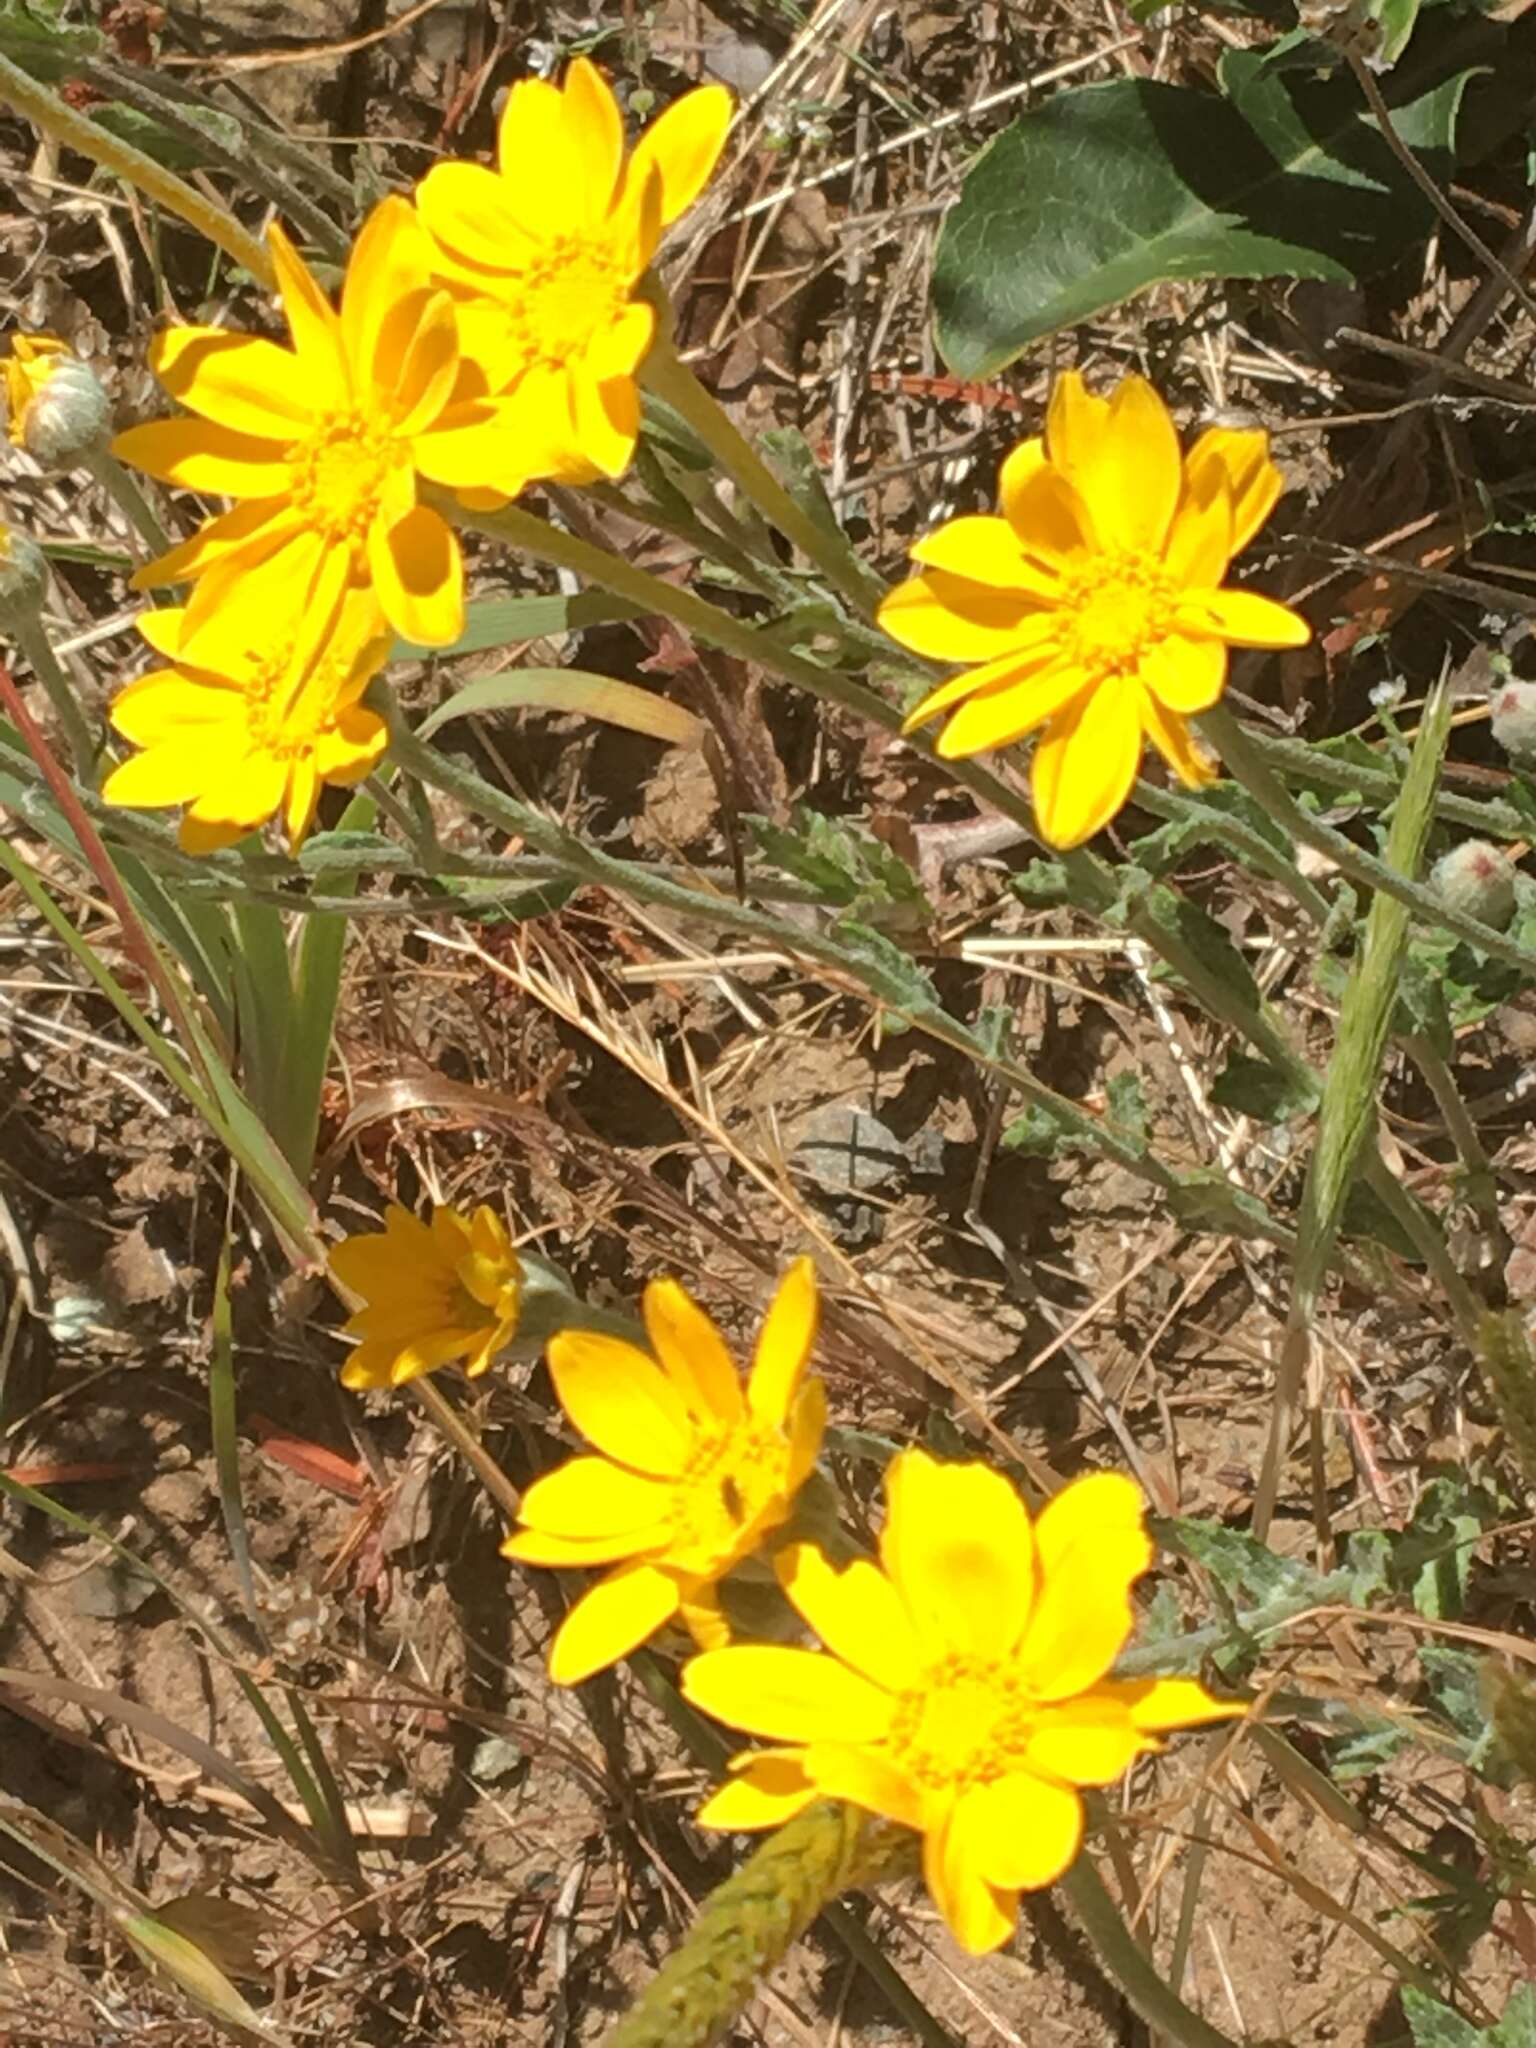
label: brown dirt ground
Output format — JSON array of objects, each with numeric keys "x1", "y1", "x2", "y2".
[{"x1": 4, "y1": 1, "x2": 1536, "y2": 2044}]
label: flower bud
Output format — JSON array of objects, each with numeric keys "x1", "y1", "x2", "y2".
[
  {"x1": 3, "y1": 333, "x2": 112, "y2": 470},
  {"x1": 1490, "y1": 679, "x2": 1536, "y2": 769},
  {"x1": 1429, "y1": 840, "x2": 1518, "y2": 931},
  {"x1": 0, "y1": 519, "x2": 47, "y2": 631}
]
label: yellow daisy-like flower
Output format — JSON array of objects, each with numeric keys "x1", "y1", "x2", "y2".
[
  {"x1": 683, "y1": 1453, "x2": 1243, "y2": 1956},
  {"x1": 881, "y1": 372, "x2": 1311, "y2": 849},
  {"x1": 502, "y1": 1258, "x2": 827, "y2": 1686},
  {"x1": 415, "y1": 57, "x2": 731, "y2": 492},
  {"x1": 329, "y1": 1203, "x2": 523, "y2": 1392},
  {"x1": 100, "y1": 583, "x2": 390, "y2": 852},
  {"x1": 114, "y1": 197, "x2": 496, "y2": 650}
]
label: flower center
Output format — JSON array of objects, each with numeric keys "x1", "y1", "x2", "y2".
[
  {"x1": 479, "y1": 238, "x2": 633, "y2": 381},
  {"x1": 286, "y1": 414, "x2": 399, "y2": 545},
  {"x1": 1060, "y1": 553, "x2": 1176, "y2": 681},
  {"x1": 668, "y1": 1419, "x2": 793, "y2": 1566},
  {"x1": 887, "y1": 1653, "x2": 1036, "y2": 1795}
]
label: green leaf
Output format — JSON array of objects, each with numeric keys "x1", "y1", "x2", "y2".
[
  {"x1": 390, "y1": 589, "x2": 641, "y2": 663},
  {"x1": 934, "y1": 54, "x2": 1470, "y2": 374},
  {"x1": 89, "y1": 99, "x2": 243, "y2": 171},
  {"x1": 750, "y1": 809, "x2": 928, "y2": 922},
  {"x1": 417, "y1": 667, "x2": 700, "y2": 747},
  {"x1": 1163, "y1": 1517, "x2": 1315, "y2": 1606},
  {"x1": 1405, "y1": 1987, "x2": 1536, "y2": 2048},
  {"x1": 1211, "y1": 1051, "x2": 1322, "y2": 1123},
  {"x1": 832, "y1": 918, "x2": 941, "y2": 1015},
  {"x1": 0, "y1": 0, "x2": 102, "y2": 76},
  {"x1": 1166, "y1": 1167, "x2": 1278, "y2": 1239},
  {"x1": 1000, "y1": 1102, "x2": 1078, "y2": 1158}
]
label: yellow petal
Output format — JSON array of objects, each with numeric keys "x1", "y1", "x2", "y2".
[
  {"x1": 110, "y1": 418, "x2": 292, "y2": 498},
  {"x1": 799, "y1": 1743, "x2": 924, "y2": 1828},
  {"x1": 544, "y1": 1328, "x2": 693, "y2": 1477},
  {"x1": 900, "y1": 625, "x2": 1066, "y2": 733},
  {"x1": 910, "y1": 514, "x2": 1062, "y2": 598},
  {"x1": 340, "y1": 195, "x2": 434, "y2": 397},
  {"x1": 562, "y1": 56, "x2": 625, "y2": 222},
  {"x1": 624, "y1": 83, "x2": 732, "y2": 226},
  {"x1": 785, "y1": 1375, "x2": 827, "y2": 1495},
  {"x1": 1173, "y1": 587, "x2": 1311, "y2": 649},
  {"x1": 932, "y1": 659, "x2": 1087, "y2": 759},
  {"x1": 413, "y1": 405, "x2": 535, "y2": 496},
  {"x1": 878, "y1": 1450, "x2": 1035, "y2": 1661},
  {"x1": 391, "y1": 288, "x2": 461, "y2": 439},
  {"x1": 495, "y1": 76, "x2": 586, "y2": 236},
  {"x1": 267, "y1": 221, "x2": 351, "y2": 405},
  {"x1": 996, "y1": 435, "x2": 1046, "y2": 526},
  {"x1": 1138, "y1": 632, "x2": 1226, "y2": 714},
  {"x1": 548, "y1": 1560, "x2": 681, "y2": 1684},
  {"x1": 970, "y1": 1771, "x2": 1085, "y2": 1891},
  {"x1": 1139, "y1": 689, "x2": 1219, "y2": 791},
  {"x1": 1048, "y1": 371, "x2": 1180, "y2": 556},
  {"x1": 924, "y1": 1797, "x2": 1018, "y2": 1955},
  {"x1": 681, "y1": 1645, "x2": 894, "y2": 1744},
  {"x1": 1162, "y1": 458, "x2": 1233, "y2": 591},
  {"x1": 417, "y1": 162, "x2": 533, "y2": 275},
  {"x1": 366, "y1": 503, "x2": 464, "y2": 649},
  {"x1": 126, "y1": 497, "x2": 299, "y2": 592},
  {"x1": 314, "y1": 707, "x2": 388, "y2": 781},
  {"x1": 571, "y1": 359, "x2": 641, "y2": 480},
  {"x1": 775, "y1": 1542, "x2": 918, "y2": 1692},
  {"x1": 696, "y1": 1752, "x2": 818, "y2": 1831},
  {"x1": 641, "y1": 1277, "x2": 744, "y2": 1425},
  {"x1": 1090, "y1": 1676, "x2": 1247, "y2": 1732},
  {"x1": 1025, "y1": 1696, "x2": 1152, "y2": 1786},
  {"x1": 517, "y1": 1453, "x2": 673, "y2": 1537},
  {"x1": 1016, "y1": 1471, "x2": 1150, "y2": 1701},
  {"x1": 109, "y1": 672, "x2": 238, "y2": 746},
  {"x1": 149, "y1": 328, "x2": 313, "y2": 437},
  {"x1": 135, "y1": 605, "x2": 185, "y2": 659},
  {"x1": 1029, "y1": 676, "x2": 1142, "y2": 850},
  {"x1": 282, "y1": 758, "x2": 320, "y2": 848},
  {"x1": 501, "y1": 1524, "x2": 666, "y2": 1566},
  {"x1": 189, "y1": 749, "x2": 289, "y2": 833},
  {"x1": 878, "y1": 570, "x2": 1049, "y2": 663},
  {"x1": 1001, "y1": 463, "x2": 1098, "y2": 563},
  {"x1": 101, "y1": 745, "x2": 210, "y2": 808},
  {"x1": 1185, "y1": 426, "x2": 1283, "y2": 555},
  {"x1": 746, "y1": 1256, "x2": 819, "y2": 1425}
]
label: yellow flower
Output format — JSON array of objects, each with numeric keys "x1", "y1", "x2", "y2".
[
  {"x1": 502, "y1": 1258, "x2": 826, "y2": 1686},
  {"x1": 100, "y1": 582, "x2": 389, "y2": 852},
  {"x1": 682, "y1": 1454, "x2": 1243, "y2": 1955},
  {"x1": 415, "y1": 57, "x2": 731, "y2": 492},
  {"x1": 329, "y1": 1203, "x2": 523, "y2": 1391},
  {"x1": 881, "y1": 373, "x2": 1311, "y2": 849},
  {"x1": 114, "y1": 197, "x2": 497, "y2": 650},
  {"x1": 5, "y1": 332, "x2": 111, "y2": 469}
]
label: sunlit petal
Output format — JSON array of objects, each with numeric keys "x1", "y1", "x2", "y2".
[
  {"x1": 879, "y1": 1450, "x2": 1035, "y2": 1659},
  {"x1": 775, "y1": 1542, "x2": 919, "y2": 1692},
  {"x1": 1029, "y1": 675, "x2": 1143, "y2": 849},
  {"x1": 548, "y1": 1561, "x2": 681, "y2": 1684},
  {"x1": 681, "y1": 1645, "x2": 895, "y2": 1744}
]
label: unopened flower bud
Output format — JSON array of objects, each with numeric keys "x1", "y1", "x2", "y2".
[
  {"x1": 1490, "y1": 679, "x2": 1536, "y2": 768},
  {"x1": 3, "y1": 333, "x2": 111, "y2": 470},
  {"x1": 0, "y1": 520, "x2": 47, "y2": 630},
  {"x1": 1430, "y1": 840, "x2": 1518, "y2": 931}
]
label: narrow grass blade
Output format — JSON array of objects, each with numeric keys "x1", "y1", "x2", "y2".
[{"x1": 417, "y1": 668, "x2": 702, "y2": 747}]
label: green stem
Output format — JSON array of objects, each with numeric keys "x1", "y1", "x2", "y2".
[
  {"x1": 0, "y1": 50, "x2": 273, "y2": 285},
  {"x1": 11, "y1": 611, "x2": 95, "y2": 777},
  {"x1": 598, "y1": 1803, "x2": 921, "y2": 2048},
  {"x1": 1242, "y1": 724, "x2": 1529, "y2": 841},
  {"x1": 407, "y1": 1374, "x2": 522, "y2": 1527},
  {"x1": 84, "y1": 447, "x2": 170, "y2": 556},
  {"x1": 641, "y1": 337, "x2": 885, "y2": 619},
  {"x1": 1404, "y1": 1032, "x2": 1502, "y2": 1239}
]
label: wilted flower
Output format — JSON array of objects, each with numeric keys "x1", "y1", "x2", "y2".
[
  {"x1": 503, "y1": 1258, "x2": 826, "y2": 1685},
  {"x1": 330, "y1": 1203, "x2": 523, "y2": 1391},
  {"x1": 114, "y1": 198, "x2": 504, "y2": 649},
  {"x1": 881, "y1": 373, "x2": 1311, "y2": 848},
  {"x1": 416, "y1": 57, "x2": 731, "y2": 493},
  {"x1": 1490, "y1": 679, "x2": 1536, "y2": 769},
  {"x1": 101, "y1": 580, "x2": 389, "y2": 851},
  {"x1": 4, "y1": 333, "x2": 112, "y2": 469},
  {"x1": 683, "y1": 1453, "x2": 1242, "y2": 1955}
]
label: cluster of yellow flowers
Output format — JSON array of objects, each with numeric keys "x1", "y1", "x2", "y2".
[
  {"x1": 68, "y1": 63, "x2": 727, "y2": 851},
  {"x1": 331, "y1": 1202, "x2": 1240, "y2": 1955},
  {"x1": 2, "y1": 60, "x2": 1311, "y2": 854}
]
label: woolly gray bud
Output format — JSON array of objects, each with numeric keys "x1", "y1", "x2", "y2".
[
  {"x1": 1430, "y1": 841, "x2": 1518, "y2": 931},
  {"x1": 4, "y1": 337, "x2": 111, "y2": 471},
  {"x1": 1491, "y1": 680, "x2": 1536, "y2": 769},
  {"x1": 0, "y1": 522, "x2": 47, "y2": 630}
]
